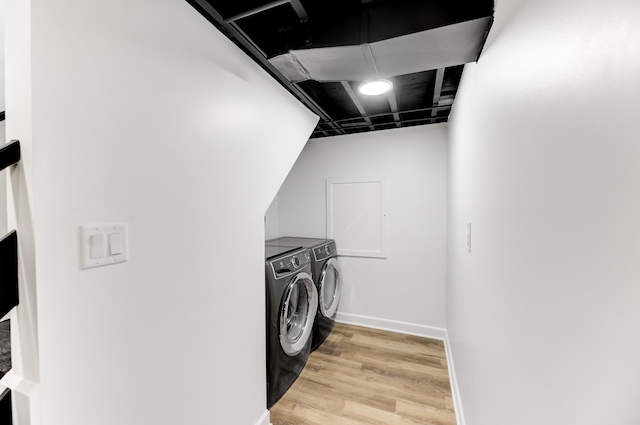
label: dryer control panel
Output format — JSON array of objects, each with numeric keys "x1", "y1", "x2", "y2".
[
  {"x1": 313, "y1": 241, "x2": 337, "y2": 261},
  {"x1": 270, "y1": 249, "x2": 311, "y2": 279}
]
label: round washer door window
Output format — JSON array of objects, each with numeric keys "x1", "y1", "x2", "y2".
[
  {"x1": 319, "y1": 258, "x2": 342, "y2": 319},
  {"x1": 279, "y1": 272, "x2": 318, "y2": 356}
]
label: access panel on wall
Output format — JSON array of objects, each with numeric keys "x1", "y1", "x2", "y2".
[{"x1": 326, "y1": 177, "x2": 388, "y2": 258}]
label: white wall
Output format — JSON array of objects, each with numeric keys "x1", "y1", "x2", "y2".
[
  {"x1": 7, "y1": 0, "x2": 317, "y2": 424},
  {"x1": 5, "y1": 0, "x2": 41, "y2": 423},
  {"x1": 276, "y1": 125, "x2": 448, "y2": 333},
  {"x1": 1, "y1": 0, "x2": 5, "y2": 233},
  {"x1": 0, "y1": 0, "x2": 5, "y2": 111},
  {"x1": 0, "y1": 122, "x2": 6, "y2": 235},
  {"x1": 447, "y1": 0, "x2": 640, "y2": 424},
  {"x1": 264, "y1": 196, "x2": 279, "y2": 241}
]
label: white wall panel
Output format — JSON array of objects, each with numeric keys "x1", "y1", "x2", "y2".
[{"x1": 326, "y1": 177, "x2": 388, "y2": 258}]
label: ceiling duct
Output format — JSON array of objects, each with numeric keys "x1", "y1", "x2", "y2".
[
  {"x1": 270, "y1": 17, "x2": 492, "y2": 83},
  {"x1": 257, "y1": 0, "x2": 494, "y2": 83},
  {"x1": 189, "y1": 0, "x2": 494, "y2": 137}
]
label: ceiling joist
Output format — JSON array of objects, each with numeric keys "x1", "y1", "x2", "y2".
[
  {"x1": 431, "y1": 68, "x2": 445, "y2": 123},
  {"x1": 224, "y1": 0, "x2": 289, "y2": 23},
  {"x1": 340, "y1": 81, "x2": 376, "y2": 132},
  {"x1": 386, "y1": 91, "x2": 401, "y2": 128},
  {"x1": 289, "y1": 0, "x2": 309, "y2": 22}
]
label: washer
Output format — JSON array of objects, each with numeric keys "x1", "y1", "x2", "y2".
[
  {"x1": 265, "y1": 245, "x2": 318, "y2": 408},
  {"x1": 266, "y1": 237, "x2": 342, "y2": 351}
]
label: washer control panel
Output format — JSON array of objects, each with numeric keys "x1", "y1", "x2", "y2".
[
  {"x1": 313, "y1": 241, "x2": 337, "y2": 261},
  {"x1": 270, "y1": 249, "x2": 311, "y2": 279}
]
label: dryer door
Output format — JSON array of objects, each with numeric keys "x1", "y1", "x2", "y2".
[
  {"x1": 279, "y1": 272, "x2": 318, "y2": 356},
  {"x1": 319, "y1": 258, "x2": 342, "y2": 319}
]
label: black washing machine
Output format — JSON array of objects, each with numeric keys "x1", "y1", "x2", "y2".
[
  {"x1": 265, "y1": 245, "x2": 318, "y2": 408},
  {"x1": 266, "y1": 237, "x2": 342, "y2": 351}
]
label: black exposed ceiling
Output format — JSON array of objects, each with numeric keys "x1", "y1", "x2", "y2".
[{"x1": 187, "y1": 0, "x2": 494, "y2": 138}]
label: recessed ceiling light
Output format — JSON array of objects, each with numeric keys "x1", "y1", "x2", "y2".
[{"x1": 358, "y1": 79, "x2": 393, "y2": 96}]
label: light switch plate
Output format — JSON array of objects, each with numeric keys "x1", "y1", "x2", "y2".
[
  {"x1": 90, "y1": 234, "x2": 105, "y2": 259},
  {"x1": 80, "y1": 223, "x2": 128, "y2": 269}
]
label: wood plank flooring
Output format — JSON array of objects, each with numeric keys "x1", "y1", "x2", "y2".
[{"x1": 270, "y1": 323, "x2": 456, "y2": 425}]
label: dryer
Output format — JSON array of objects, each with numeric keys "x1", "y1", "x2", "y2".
[
  {"x1": 266, "y1": 237, "x2": 342, "y2": 351},
  {"x1": 265, "y1": 245, "x2": 318, "y2": 408}
]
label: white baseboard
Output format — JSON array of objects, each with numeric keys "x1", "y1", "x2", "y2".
[
  {"x1": 334, "y1": 312, "x2": 447, "y2": 341},
  {"x1": 254, "y1": 409, "x2": 270, "y2": 425},
  {"x1": 443, "y1": 332, "x2": 465, "y2": 425}
]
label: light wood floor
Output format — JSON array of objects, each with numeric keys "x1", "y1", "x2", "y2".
[{"x1": 270, "y1": 323, "x2": 456, "y2": 425}]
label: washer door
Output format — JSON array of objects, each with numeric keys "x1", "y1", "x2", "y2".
[
  {"x1": 319, "y1": 258, "x2": 342, "y2": 319},
  {"x1": 279, "y1": 272, "x2": 318, "y2": 356}
]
